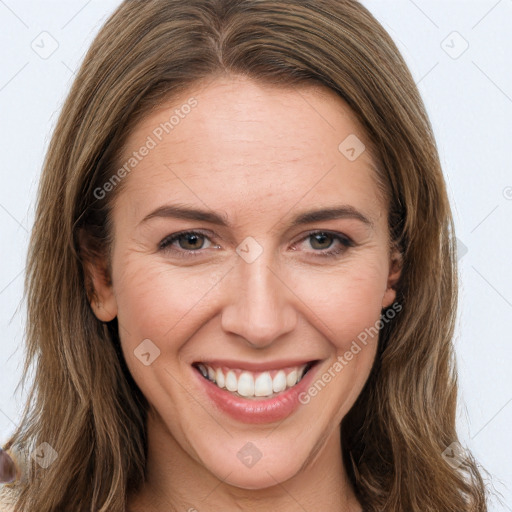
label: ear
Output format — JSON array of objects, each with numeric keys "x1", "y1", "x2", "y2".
[
  {"x1": 79, "y1": 230, "x2": 118, "y2": 322},
  {"x1": 382, "y1": 247, "x2": 402, "y2": 309}
]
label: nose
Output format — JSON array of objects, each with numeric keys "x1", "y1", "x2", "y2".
[{"x1": 221, "y1": 256, "x2": 298, "y2": 349}]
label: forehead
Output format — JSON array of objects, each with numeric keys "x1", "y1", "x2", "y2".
[{"x1": 114, "y1": 75, "x2": 385, "y2": 226}]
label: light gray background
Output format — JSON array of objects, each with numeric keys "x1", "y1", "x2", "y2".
[{"x1": 0, "y1": 0, "x2": 510, "y2": 509}]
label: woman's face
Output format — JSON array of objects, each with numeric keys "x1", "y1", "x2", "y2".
[{"x1": 90, "y1": 75, "x2": 400, "y2": 490}]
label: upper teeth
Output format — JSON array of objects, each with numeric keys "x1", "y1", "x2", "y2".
[{"x1": 196, "y1": 364, "x2": 309, "y2": 398}]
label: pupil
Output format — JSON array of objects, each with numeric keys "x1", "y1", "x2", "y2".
[
  {"x1": 181, "y1": 234, "x2": 203, "y2": 250},
  {"x1": 311, "y1": 233, "x2": 332, "y2": 249}
]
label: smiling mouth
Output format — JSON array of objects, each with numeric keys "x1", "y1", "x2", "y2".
[{"x1": 192, "y1": 361, "x2": 317, "y2": 399}]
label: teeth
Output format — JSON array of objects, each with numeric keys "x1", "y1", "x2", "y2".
[
  {"x1": 196, "y1": 363, "x2": 311, "y2": 398},
  {"x1": 286, "y1": 369, "x2": 298, "y2": 388},
  {"x1": 254, "y1": 372, "x2": 273, "y2": 396},
  {"x1": 215, "y1": 368, "x2": 225, "y2": 388},
  {"x1": 197, "y1": 364, "x2": 208, "y2": 379},
  {"x1": 298, "y1": 365, "x2": 309, "y2": 380},
  {"x1": 225, "y1": 370, "x2": 238, "y2": 392},
  {"x1": 238, "y1": 372, "x2": 255, "y2": 397},
  {"x1": 272, "y1": 370, "x2": 287, "y2": 393}
]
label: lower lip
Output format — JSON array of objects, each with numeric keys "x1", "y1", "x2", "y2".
[{"x1": 194, "y1": 363, "x2": 319, "y2": 424}]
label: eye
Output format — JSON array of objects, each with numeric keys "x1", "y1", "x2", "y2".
[
  {"x1": 158, "y1": 229, "x2": 354, "y2": 259},
  {"x1": 294, "y1": 231, "x2": 354, "y2": 257},
  {"x1": 159, "y1": 230, "x2": 218, "y2": 256}
]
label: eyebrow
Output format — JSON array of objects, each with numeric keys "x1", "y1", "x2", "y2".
[{"x1": 139, "y1": 204, "x2": 374, "y2": 229}]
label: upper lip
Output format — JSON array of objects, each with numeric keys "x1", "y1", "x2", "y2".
[{"x1": 192, "y1": 358, "x2": 319, "y2": 372}]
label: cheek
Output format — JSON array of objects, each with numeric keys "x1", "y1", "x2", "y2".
[
  {"x1": 290, "y1": 258, "x2": 388, "y2": 349},
  {"x1": 292, "y1": 261, "x2": 386, "y2": 414},
  {"x1": 112, "y1": 246, "x2": 388, "y2": 358},
  {"x1": 112, "y1": 254, "x2": 226, "y2": 344}
]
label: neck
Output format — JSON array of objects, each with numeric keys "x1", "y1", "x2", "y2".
[{"x1": 127, "y1": 410, "x2": 362, "y2": 512}]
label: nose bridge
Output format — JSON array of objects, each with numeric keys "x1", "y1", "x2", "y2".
[{"x1": 221, "y1": 247, "x2": 297, "y2": 347}]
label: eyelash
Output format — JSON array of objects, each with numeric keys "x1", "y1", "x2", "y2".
[{"x1": 158, "y1": 230, "x2": 354, "y2": 259}]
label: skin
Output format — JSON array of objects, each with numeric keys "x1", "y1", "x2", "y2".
[{"x1": 87, "y1": 74, "x2": 401, "y2": 512}]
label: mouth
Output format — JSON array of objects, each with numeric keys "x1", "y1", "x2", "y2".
[{"x1": 192, "y1": 360, "x2": 317, "y2": 400}]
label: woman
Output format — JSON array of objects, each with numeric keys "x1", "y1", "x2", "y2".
[{"x1": 0, "y1": 0, "x2": 488, "y2": 510}]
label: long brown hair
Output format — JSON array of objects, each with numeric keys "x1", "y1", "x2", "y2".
[{"x1": 2, "y1": 0, "x2": 488, "y2": 510}]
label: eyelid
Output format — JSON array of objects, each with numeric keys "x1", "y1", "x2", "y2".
[
  {"x1": 291, "y1": 230, "x2": 354, "y2": 257},
  {"x1": 159, "y1": 228, "x2": 354, "y2": 258},
  {"x1": 292, "y1": 229, "x2": 353, "y2": 246},
  {"x1": 158, "y1": 229, "x2": 217, "y2": 253}
]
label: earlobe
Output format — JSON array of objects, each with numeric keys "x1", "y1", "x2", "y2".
[
  {"x1": 78, "y1": 228, "x2": 118, "y2": 322},
  {"x1": 91, "y1": 296, "x2": 118, "y2": 323},
  {"x1": 382, "y1": 249, "x2": 402, "y2": 309},
  {"x1": 85, "y1": 260, "x2": 118, "y2": 322},
  {"x1": 80, "y1": 246, "x2": 118, "y2": 323}
]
